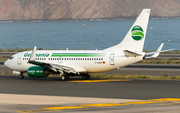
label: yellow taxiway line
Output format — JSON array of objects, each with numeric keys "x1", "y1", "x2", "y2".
[
  {"x1": 68, "y1": 79, "x2": 131, "y2": 82},
  {"x1": 17, "y1": 98, "x2": 180, "y2": 113}
]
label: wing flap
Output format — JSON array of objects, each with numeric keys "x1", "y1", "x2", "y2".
[
  {"x1": 50, "y1": 63, "x2": 86, "y2": 74},
  {"x1": 123, "y1": 50, "x2": 145, "y2": 57}
]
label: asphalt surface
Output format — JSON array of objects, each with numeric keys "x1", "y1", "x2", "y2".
[
  {"x1": 0, "y1": 75, "x2": 180, "y2": 99},
  {"x1": 0, "y1": 52, "x2": 16, "y2": 56},
  {"x1": 0, "y1": 76, "x2": 180, "y2": 113}
]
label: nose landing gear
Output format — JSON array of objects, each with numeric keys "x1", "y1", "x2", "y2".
[{"x1": 19, "y1": 72, "x2": 24, "y2": 79}]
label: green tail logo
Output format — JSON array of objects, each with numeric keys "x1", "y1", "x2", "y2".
[{"x1": 131, "y1": 25, "x2": 144, "y2": 41}]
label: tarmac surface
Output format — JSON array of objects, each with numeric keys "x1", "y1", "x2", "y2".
[{"x1": 0, "y1": 76, "x2": 180, "y2": 113}]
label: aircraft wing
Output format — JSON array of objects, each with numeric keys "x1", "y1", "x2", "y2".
[
  {"x1": 28, "y1": 46, "x2": 86, "y2": 74},
  {"x1": 144, "y1": 43, "x2": 174, "y2": 59}
]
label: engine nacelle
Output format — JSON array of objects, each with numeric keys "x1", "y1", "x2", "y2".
[{"x1": 27, "y1": 66, "x2": 49, "y2": 78}]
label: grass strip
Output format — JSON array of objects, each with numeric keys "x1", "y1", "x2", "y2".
[
  {"x1": 2, "y1": 71, "x2": 180, "y2": 80},
  {"x1": 90, "y1": 73, "x2": 180, "y2": 80}
]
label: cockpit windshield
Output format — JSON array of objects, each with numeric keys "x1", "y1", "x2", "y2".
[{"x1": 9, "y1": 57, "x2": 14, "y2": 60}]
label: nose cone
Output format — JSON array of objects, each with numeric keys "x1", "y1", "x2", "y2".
[{"x1": 4, "y1": 61, "x2": 9, "y2": 68}]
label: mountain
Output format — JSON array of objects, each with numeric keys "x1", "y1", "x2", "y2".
[{"x1": 1, "y1": 0, "x2": 180, "y2": 20}]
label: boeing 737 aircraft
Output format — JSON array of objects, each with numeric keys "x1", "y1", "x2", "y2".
[{"x1": 4, "y1": 9, "x2": 171, "y2": 80}]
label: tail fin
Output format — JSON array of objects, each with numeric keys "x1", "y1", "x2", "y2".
[{"x1": 105, "y1": 9, "x2": 150, "y2": 52}]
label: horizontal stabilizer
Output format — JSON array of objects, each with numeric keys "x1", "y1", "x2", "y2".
[{"x1": 123, "y1": 50, "x2": 145, "y2": 57}]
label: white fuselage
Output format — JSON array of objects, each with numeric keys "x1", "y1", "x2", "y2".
[{"x1": 4, "y1": 50, "x2": 144, "y2": 73}]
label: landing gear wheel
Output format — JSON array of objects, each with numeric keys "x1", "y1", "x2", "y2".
[
  {"x1": 61, "y1": 75, "x2": 65, "y2": 81},
  {"x1": 81, "y1": 73, "x2": 90, "y2": 80},
  {"x1": 19, "y1": 75, "x2": 24, "y2": 79},
  {"x1": 61, "y1": 75, "x2": 70, "y2": 81},
  {"x1": 66, "y1": 75, "x2": 70, "y2": 80}
]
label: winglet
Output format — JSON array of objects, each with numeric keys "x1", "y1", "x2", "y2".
[
  {"x1": 145, "y1": 43, "x2": 174, "y2": 59},
  {"x1": 29, "y1": 46, "x2": 37, "y2": 62}
]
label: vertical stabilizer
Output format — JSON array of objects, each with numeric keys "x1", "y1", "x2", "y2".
[{"x1": 105, "y1": 9, "x2": 150, "y2": 52}]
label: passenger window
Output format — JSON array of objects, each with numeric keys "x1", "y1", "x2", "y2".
[
  {"x1": 101, "y1": 58, "x2": 103, "y2": 60},
  {"x1": 64, "y1": 58, "x2": 66, "y2": 60},
  {"x1": 90, "y1": 58, "x2": 91, "y2": 60}
]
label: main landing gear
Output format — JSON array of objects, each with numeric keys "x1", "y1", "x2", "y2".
[
  {"x1": 19, "y1": 72, "x2": 24, "y2": 79},
  {"x1": 81, "y1": 73, "x2": 90, "y2": 80},
  {"x1": 61, "y1": 74, "x2": 70, "y2": 81},
  {"x1": 61, "y1": 73, "x2": 90, "y2": 81}
]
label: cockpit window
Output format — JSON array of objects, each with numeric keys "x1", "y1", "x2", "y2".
[{"x1": 10, "y1": 57, "x2": 14, "y2": 60}]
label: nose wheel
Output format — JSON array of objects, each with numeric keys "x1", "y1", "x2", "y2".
[{"x1": 19, "y1": 72, "x2": 24, "y2": 79}]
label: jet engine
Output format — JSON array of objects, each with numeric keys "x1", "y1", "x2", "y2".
[{"x1": 27, "y1": 66, "x2": 49, "y2": 78}]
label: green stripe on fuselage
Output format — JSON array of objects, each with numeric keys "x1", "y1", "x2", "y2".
[{"x1": 51, "y1": 53, "x2": 106, "y2": 57}]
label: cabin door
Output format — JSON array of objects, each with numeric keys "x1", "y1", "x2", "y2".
[
  {"x1": 109, "y1": 53, "x2": 115, "y2": 65},
  {"x1": 58, "y1": 57, "x2": 62, "y2": 63},
  {"x1": 17, "y1": 53, "x2": 23, "y2": 65}
]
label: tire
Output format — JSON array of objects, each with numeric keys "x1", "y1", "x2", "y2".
[
  {"x1": 81, "y1": 74, "x2": 90, "y2": 80},
  {"x1": 19, "y1": 75, "x2": 24, "y2": 79},
  {"x1": 86, "y1": 75, "x2": 90, "y2": 80},
  {"x1": 61, "y1": 75, "x2": 65, "y2": 81},
  {"x1": 66, "y1": 75, "x2": 70, "y2": 80},
  {"x1": 81, "y1": 75, "x2": 86, "y2": 80}
]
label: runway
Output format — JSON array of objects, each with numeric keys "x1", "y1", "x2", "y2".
[{"x1": 0, "y1": 76, "x2": 180, "y2": 113}]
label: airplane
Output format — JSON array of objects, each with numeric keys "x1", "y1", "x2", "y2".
[{"x1": 4, "y1": 9, "x2": 172, "y2": 81}]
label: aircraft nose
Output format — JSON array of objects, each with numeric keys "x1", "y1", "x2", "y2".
[{"x1": 4, "y1": 61, "x2": 8, "y2": 67}]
